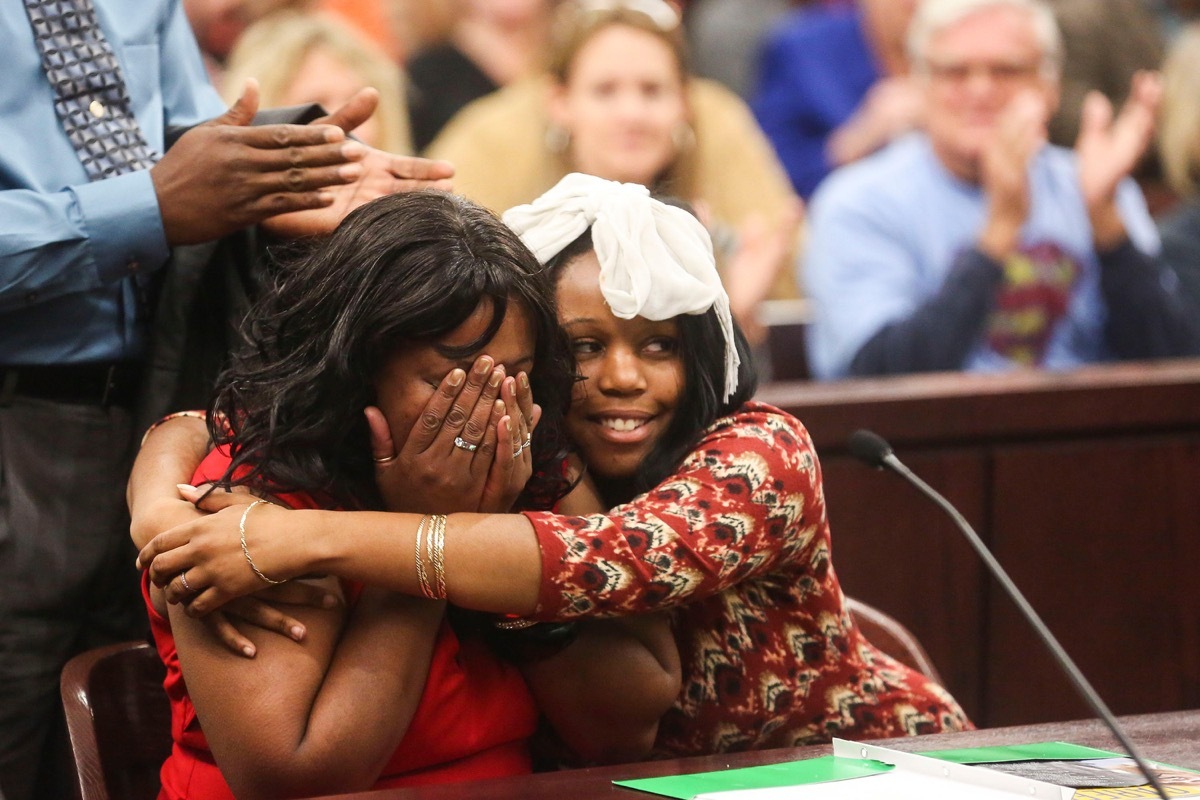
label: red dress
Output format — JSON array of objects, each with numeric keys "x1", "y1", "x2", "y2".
[
  {"x1": 144, "y1": 449, "x2": 538, "y2": 800},
  {"x1": 522, "y1": 401, "x2": 972, "y2": 756}
]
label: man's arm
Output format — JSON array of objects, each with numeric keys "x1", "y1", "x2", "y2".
[
  {"x1": 1076, "y1": 75, "x2": 1200, "y2": 358},
  {"x1": 846, "y1": 249, "x2": 1005, "y2": 375}
]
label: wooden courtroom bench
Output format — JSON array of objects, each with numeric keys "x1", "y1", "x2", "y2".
[{"x1": 756, "y1": 358, "x2": 1200, "y2": 728}]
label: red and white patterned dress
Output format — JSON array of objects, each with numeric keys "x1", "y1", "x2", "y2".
[{"x1": 523, "y1": 401, "x2": 970, "y2": 756}]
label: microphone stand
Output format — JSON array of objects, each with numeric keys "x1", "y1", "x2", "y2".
[{"x1": 855, "y1": 433, "x2": 1170, "y2": 800}]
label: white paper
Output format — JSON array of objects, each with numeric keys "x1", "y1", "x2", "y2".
[
  {"x1": 695, "y1": 770, "x2": 1065, "y2": 799},
  {"x1": 834, "y1": 739, "x2": 1073, "y2": 799}
]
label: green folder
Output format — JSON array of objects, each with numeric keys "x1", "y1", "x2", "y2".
[{"x1": 613, "y1": 742, "x2": 1126, "y2": 798}]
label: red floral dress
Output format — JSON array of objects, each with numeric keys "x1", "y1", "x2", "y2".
[{"x1": 523, "y1": 401, "x2": 970, "y2": 756}]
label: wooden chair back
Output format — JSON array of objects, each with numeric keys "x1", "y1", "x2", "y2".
[
  {"x1": 60, "y1": 640, "x2": 170, "y2": 800},
  {"x1": 846, "y1": 596, "x2": 944, "y2": 685}
]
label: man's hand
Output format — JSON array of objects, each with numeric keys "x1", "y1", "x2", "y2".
[
  {"x1": 261, "y1": 147, "x2": 455, "y2": 238},
  {"x1": 1076, "y1": 71, "x2": 1161, "y2": 250},
  {"x1": 828, "y1": 76, "x2": 925, "y2": 166},
  {"x1": 258, "y1": 87, "x2": 455, "y2": 238},
  {"x1": 152, "y1": 80, "x2": 367, "y2": 245},
  {"x1": 978, "y1": 89, "x2": 1046, "y2": 260}
]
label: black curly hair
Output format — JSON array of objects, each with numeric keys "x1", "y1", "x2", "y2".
[{"x1": 209, "y1": 190, "x2": 573, "y2": 510}]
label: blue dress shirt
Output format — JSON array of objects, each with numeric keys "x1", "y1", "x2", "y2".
[{"x1": 0, "y1": 0, "x2": 225, "y2": 365}]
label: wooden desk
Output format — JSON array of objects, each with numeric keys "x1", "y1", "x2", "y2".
[
  {"x1": 311, "y1": 710, "x2": 1200, "y2": 800},
  {"x1": 755, "y1": 359, "x2": 1200, "y2": 727}
]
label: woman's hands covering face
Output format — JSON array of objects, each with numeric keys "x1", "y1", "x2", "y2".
[{"x1": 365, "y1": 356, "x2": 541, "y2": 513}]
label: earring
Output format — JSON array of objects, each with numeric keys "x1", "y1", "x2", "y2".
[{"x1": 545, "y1": 123, "x2": 571, "y2": 155}]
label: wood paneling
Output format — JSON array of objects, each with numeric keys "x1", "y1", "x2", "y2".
[{"x1": 756, "y1": 359, "x2": 1200, "y2": 727}]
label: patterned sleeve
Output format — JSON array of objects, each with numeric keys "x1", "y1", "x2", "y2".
[{"x1": 522, "y1": 404, "x2": 831, "y2": 620}]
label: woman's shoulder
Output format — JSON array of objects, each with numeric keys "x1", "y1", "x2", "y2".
[
  {"x1": 702, "y1": 401, "x2": 812, "y2": 443},
  {"x1": 690, "y1": 402, "x2": 818, "y2": 474}
]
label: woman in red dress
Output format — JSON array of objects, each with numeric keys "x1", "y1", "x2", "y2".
[{"x1": 140, "y1": 189, "x2": 678, "y2": 799}]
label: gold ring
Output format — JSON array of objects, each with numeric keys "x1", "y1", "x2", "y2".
[
  {"x1": 180, "y1": 570, "x2": 193, "y2": 593},
  {"x1": 373, "y1": 453, "x2": 398, "y2": 464}
]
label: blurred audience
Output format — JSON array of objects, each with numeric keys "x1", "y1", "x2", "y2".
[
  {"x1": 183, "y1": 0, "x2": 310, "y2": 83},
  {"x1": 389, "y1": 0, "x2": 458, "y2": 65},
  {"x1": 318, "y1": 0, "x2": 402, "y2": 60},
  {"x1": 684, "y1": 0, "x2": 790, "y2": 99},
  {"x1": 408, "y1": 0, "x2": 559, "y2": 152},
  {"x1": 1043, "y1": 0, "x2": 1164, "y2": 147},
  {"x1": 1158, "y1": 23, "x2": 1200, "y2": 312},
  {"x1": 804, "y1": 0, "x2": 1187, "y2": 380},
  {"x1": 751, "y1": 0, "x2": 921, "y2": 198},
  {"x1": 424, "y1": 0, "x2": 803, "y2": 340},
  {"x1": 222, "y1": 10, "x2": 412, "y2": 153}
]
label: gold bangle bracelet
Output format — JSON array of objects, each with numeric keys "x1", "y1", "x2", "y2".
[
  {"x1": 414, "y1": 514, "x2": 434, "y2": 599},
  {"x1": 239, "y1": 499, "x2": 283, "y2": 585},
  {"x1": 428, "y1": 514, "x2": 447, "y2": 600}
]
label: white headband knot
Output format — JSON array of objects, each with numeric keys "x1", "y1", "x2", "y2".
[{"x1": 502, "y1": 173, "x2": 740, "y2": 401}]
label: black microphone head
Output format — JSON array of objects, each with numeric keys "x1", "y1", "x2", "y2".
[{"x1": 848, "y1": 429, "x2": 894, "y2": 468}]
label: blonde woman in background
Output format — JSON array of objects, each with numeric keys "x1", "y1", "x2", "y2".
[
  {"x1": 223, "y1": 10, "x2": 413, "y2": 153},
  {"x1": 1158, "y1": 22, "x2": 1200, "y2": 312},
  {"x1": 425, "y1": 0, "x2": 803, "y2": 345}
]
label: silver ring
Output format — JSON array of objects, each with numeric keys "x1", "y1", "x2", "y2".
[
  {"x1": 180, "y1": 570, "x2": 193, "y2": 593},
  {"x1": 453, "y1": 436, "x2": 478, "y2": 452},
  {"x1": 372, "y1": 452, "x2": 398, "y2": 464}
]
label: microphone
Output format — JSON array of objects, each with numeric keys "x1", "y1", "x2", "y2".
[{"x1": 847, "y1": 429, "x2": 1169, "y2": 800}]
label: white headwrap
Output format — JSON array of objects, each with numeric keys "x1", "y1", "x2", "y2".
[{"x1": 502, "y1": 173, "x2": 741, "y2": 401}]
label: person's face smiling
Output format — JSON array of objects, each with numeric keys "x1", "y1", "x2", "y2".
[
  {"x1": 556, "y1": 250, "x2": 685, "y2": 481},
  {"x1": 550, "y1": 23, "x2": 687, "y2": 188},
  {"x1": 372, "y1": 299, "x2": 535, "y2": 446},
  {"x1": 920, "y1": 4, "x2": 1058, "y2": 182}
]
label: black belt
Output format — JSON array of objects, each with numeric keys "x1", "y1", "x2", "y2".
[{"x1": 0, "y1": 362, "x2": 141, "y2": 408}]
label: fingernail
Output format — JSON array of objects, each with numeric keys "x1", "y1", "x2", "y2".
[
  {"x1": 322, "y1": 125, "x2": 343, "y2": 142},
  {"x1": 322, "y1": 593, "x2": 338, "y2": 609},
  {"x1": 290, "y1": 625, "x2": 306, "y2": 640},
  {"x1": 317, "y1": 191, "x2": 334, "y2": 204},
  {"x1": 134, "y1": 557, "x2": 143, "y2": 570},
  {"x1": 488, "y1": 368, "x2": 504, "y2": 388},
  {"x1": 342, "y1": 141, "x2": 366, "y2": 159},
  {"x1": 242, "y1": 645, "x2": 256, "y2": 658},
  {"x1": 447, "y1": 369, "x2": 465, "y2": 387},
  {"x1": 339, "y1": 163, "x2": 364, "y2": 181},
  {"x1": 519, "y1": 372, "x2": 529, "y2": 390},
  {"x1": 474, "y1": 357, "x2": 492, "y2": 376}
]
